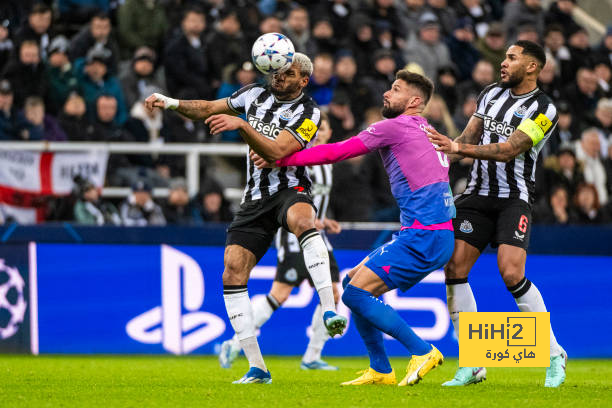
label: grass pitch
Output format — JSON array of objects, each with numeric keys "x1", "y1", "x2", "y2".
[{"x1": 0, "y1": 355, "x2": 610, "y2": 408}]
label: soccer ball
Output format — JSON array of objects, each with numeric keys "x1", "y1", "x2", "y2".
[
  {"x1": 251, "y1": 33, "x2": 295, "y2": 75},
  {"x1": 0, "y1": 259, "x2": 27, "y2": 340}
]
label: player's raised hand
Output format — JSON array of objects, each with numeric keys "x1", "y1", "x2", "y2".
[
  {"x1": 250, "y1": 150, "x2": 276, "y2": 168},
  {"x1": 426, "y1": 126, "x2": 459, "y2": 154},
  {"x1": 145, "y1": 93, "x2": 178, "y2": 112},
  {"x1": 205, "y1": 114, "x2": 244, "y2": 135}
]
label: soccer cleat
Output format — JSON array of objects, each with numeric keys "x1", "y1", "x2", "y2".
[
  {"x1": 323, "y1": 311, "x2": 347, "y2": 337},
  {"x1": 232, "y1": 367, "x2": 272, "y2": 384},
  {"x1": 398, "y1": 345, "x2": 444, "y2": 386},
  {"x1": 442, "y1": 367, "x2": 487, "y2": 386},
  {"x1": 341, "y1": 368, "x2": 396, "y2": 385},
  {"x1": 218, "y1": 339, "x2": 241, "y2": 369},
  {"x1": 300, "y1": 359, "x2": 339, "y2": 370},
  {"x1": 545, "y1": 349, "x2": 567, "y2": 388}
]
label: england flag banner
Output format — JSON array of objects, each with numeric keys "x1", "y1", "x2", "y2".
[{"x1": 0, "y1": 150, "x2": 108, "y2": 223}]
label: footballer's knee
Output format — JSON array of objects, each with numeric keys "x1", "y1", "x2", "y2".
[
  {"x1": 499, "y1": 262, "x2": 525, "y2": 287},
  {"x1": 222, "y1": 245, "x2": 255, "y2": 285},
  {"x1": 444, "y1": 258, "x2": 469, "y2": 281},
  {"x1": 269, "y1": 285, "x2": 291, "y2": 305},
  {"x1": 285, "y1": 203, "x2": 316, "y2": 238}
]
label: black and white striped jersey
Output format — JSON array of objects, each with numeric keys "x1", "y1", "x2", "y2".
[
  {"x1": 276, "y1": 163, "x2": 334, "y2": 259},
  {"x1": 226, "y1": 84, "x2": 322, "y2": 204},
  {"x1": 463, "y1": 83, "x2": 558, "y2": 204}
]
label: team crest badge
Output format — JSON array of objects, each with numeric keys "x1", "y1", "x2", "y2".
[
  {"x1": 460, "y1": 220, "x2": 473, "y2": 234},
  {"x1": 279, "y1": 109, "x2": 293, "y2": 121},
  {"x1": 514, "y1": 105, "x2": 528, "y2": 118}
]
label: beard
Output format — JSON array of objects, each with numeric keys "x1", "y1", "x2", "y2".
[
  {"x1": 381, "y1": 104, "x2": 403, "y2": 118},
  {"x1": 500, "y1": 71, "x2": 524, "y2": 89},
  {"x1": 270, "y1": 78, "x2": 300, "y2": 100}
]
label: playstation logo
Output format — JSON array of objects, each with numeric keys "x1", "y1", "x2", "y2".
[{"x1": 126, "y1": 245, "x2": 225, "y2": 354}]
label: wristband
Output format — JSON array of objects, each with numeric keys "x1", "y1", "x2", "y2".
[{"x1": 154, "y1": 93, "x2": 179, "y2": 110}]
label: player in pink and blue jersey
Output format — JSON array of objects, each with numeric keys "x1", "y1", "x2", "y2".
[{"x1": 247, "y1": 70, "x2": 456, "y2": 386}]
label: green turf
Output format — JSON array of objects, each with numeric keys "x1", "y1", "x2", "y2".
[{"x1": 0, "y1": 355, "x2": 610, "y2": 407}]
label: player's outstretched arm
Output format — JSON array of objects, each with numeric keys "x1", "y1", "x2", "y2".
[
  {"x1": 429, "y1": 127, "x2": 533, "y2": 163},
  {"x1": 206, "y1": 114, "x2": 302, "y2": 162},
  {"x1": 275, "y1": 136, "x2": 371, "y2": 167},
  {"x1": 144, "y1": 93, "x2": 231, "y2": 121},
  {"x1": 426, "y1": 116, "x2": 484, "y2": 163}
]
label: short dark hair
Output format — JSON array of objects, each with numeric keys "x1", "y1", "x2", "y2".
[
  {"x1": 514, "y1": 40, "x2": 546, "y2": 70},
  {"x1": 183, "y1": 5, "x2": 205, "y2": 19},
  {"x1": 395, "y1": 69, "x2": 434, "y2": 105}
]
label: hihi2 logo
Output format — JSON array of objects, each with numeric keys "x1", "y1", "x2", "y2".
[{"x1": 459, "y1": 312, "x2": 550, "y2": 367}]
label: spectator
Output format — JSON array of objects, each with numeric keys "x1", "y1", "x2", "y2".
[
  {"x1": 580, "y1": 98, "x2": 612, "y2": 158},
  {"x1": 163, "y1": 89, "x2": 208, "y2": 145},
  {"x1": 538, "y1": 55, "x2": 562, "y2": 101},
  {"x1": 575, "y1": 128, "x2": 607, "y2": 205},
  {"x1": 2, "y1": 40, "x2": 47, "y2": 109},
  {"x1": 533, "y1": 184, "x2": 571, "y2": 224},
  {"x1": 445, "y1": 17, "x2": 480, "y2": 81},
  {"x1": 567, "y1": 26, "x2": 594, "y2": 80},
  {"x1": 544, "y1": 0, "x2": 581, "y2": 39},
  {"x1": 119, "y1": 46, "x2": 166, "y2": 109},
  {"x1": 594, "y1": 58, "x2": 612, "y2": 98},
  {"x1": 426, "y1": 0, "x2": 457, "y2": 38},
  {"x1": 402, "y1": 15, "x2": 451, "y2": 82},
  {"x1": 164, "y1": 6, "x2": 212, "y2": 99},
  {"x1": 120, "y1": 180, "x2": 166, "y2": 226},
  {"x1": 257, "y1": 15, "x2": 282, "y2": 37},
  {"x1": 596, "y1": 26, "x2": 612, "y2": 69},
  {"x1": 563, "y1": 68, "x2": 603, "y2": 126},
  {"x1": 516, "y1": 24, "x2": 540, "y2": 44},
  {"x1": 162, "y1": 178, "x2": 198, "y2": 225},
  {"x1": 311, "y1": 18, "x2": 339, "y2": 56},
  {"x1": 550, "y1": 144, "x2": 585, "y2": 198},
  {"x1": 117, "y1": 0, "x2": 168, "y2": 57},
  {"x1": 284, "y1": 6, "x2": 317, "y2": 58},
  {"x1": 69, "y1": 12, "x2": 120, "y2": 75},
  {"x1": 58, "y1": 0, "x2": 110, "y2": 25},
  {"x1": 13, "y1": 3, "x2": 52, "y2": 59},
  {"x1": 543, "y1": 24, "x2": 573, "y2": 83},
  {"x1": 308, "y1": 53, "x2": 337, "y2": 108},
  {"x1": 333, "y1": 50, "x2": 371, "y2": 125},
  {"x1": 457, "y1": 59, "x2": 494, "y2": 106},
  {"x1": 0, "y1": 18, "x2": 13, "y2": 72},
  {"x1": 503, "y1": 0, "x2": 544, "y2": 43},
  {"x1": 423, "y1": 94, "x2": 458, "y2": 138},
  {"x1": 89, "y1": 94, "x2": 125, "y2": 141},
  {"x1": 348, "y1": 14, "x2": 378, "y2": 76},
  {"x1": 312, "y1": 0, "x2": 353, "y2": 38},
  {"x1": 570, "y1": 183, "x2": 606, "y2": 224},
  {"x1": 362, "y1": 49, "x2": 396, "y2": 107},
  {"x1": 207, "y1": 9, "x2": 249, "y2": 84},
  {"x1": 455, "y1": 0, "x2": 494, "y2": 39},
  {"x1": 396, "y1": 0, "x2": 425, "y2": 39},
  {"x1": 453, "y1": 91, "x2": 477, "y2": 130},
  {"x1": 75, "y1": 46, "x2": 127, "y2": 124},
  {"x1": 436, "y1": 65, "x2": 459, "y2": 116},
  {"x1": 476, "y1": 22, "x2": 506, "y2": 80},
  {"x1": 369, "y1": 0, "x2": 406, "y2": 47},
  {"x1": 128, "y1": 87, "x2": 165, "y2": 143},
  {"x1": 326, "y1": 90, "x2": 356, "y2": 143},
  {"x1": 45, "y1": 36, "x2": 78, "y2": 115},
  {"x1": 196, "y1": 178, "x2": 233, "y2": 222},
  {"x1": 72, "y1": 176, "x2": 121, "y2": 225},
  {"x1": 18, "y1": 96, "x2": 67, "y2": 141},
  {"x1": 58, "y1": 92, "x2": 92, "y2": 141},
  {"x1": 0, "y1": 78, "x2": 19, "y2": 140}
]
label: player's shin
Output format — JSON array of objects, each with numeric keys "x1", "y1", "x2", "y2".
[
  {"x1": 446, "y1": 278, "x2": 477, "y2": 339},
  {"x1": 508, "y1": 277, "x2": 563, "y2": 356},
  {"x1": 299, "y1": 229, "x2": 335, "y2": 312},
  {"x1": 303, "y1": 304, "x2": 330, "y2": 363},
  {"x1": 223, "y1": 285, "x2": 267, "y2": 371}
]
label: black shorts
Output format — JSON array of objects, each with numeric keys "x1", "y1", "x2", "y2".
[
  {"x1": 226, "y1": 187, "x2": 316, "y2": 262},
  {"x1": 453, "y1": 194, "x2": 532, "y2": 252},
  {"x1": 275, "y1": 250, "x2": 340, "y2": 286}
]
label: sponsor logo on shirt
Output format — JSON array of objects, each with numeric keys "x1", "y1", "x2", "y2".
[
  {"x1": 248, "y1": 115, "x2": 281, "y2": 139},
  {"x1": 483, "y1": 115, "x2": 515, "y2": 137}
]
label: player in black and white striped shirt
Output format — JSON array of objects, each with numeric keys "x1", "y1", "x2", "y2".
[
  {"x1": 428, "y1": 41, "x2": 567, "y2": 388},
  {"x1": 218, "y1": 113, "x2": 343, "y2": 371},
  {"x1": 145, "y1": 53, "x2": 346, "y2": 384}
]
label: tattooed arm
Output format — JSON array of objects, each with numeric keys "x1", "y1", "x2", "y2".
[
  {"x1": 429, "y1": 128, "x2": 534, "y2": 163},
  {"x1": 144, "y1": 93, "x2": 231, "y2": 121},
  {"x1": 427, "y1": 115, "x2": 484, "y2": 163}
]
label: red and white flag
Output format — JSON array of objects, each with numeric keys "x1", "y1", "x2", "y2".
[{"x1": 0, "y1": 150, "x2": 108, "y2": 223}]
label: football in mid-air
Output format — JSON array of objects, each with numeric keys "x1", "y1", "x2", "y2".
[{"x1": 251, "y1": 33, "x2": 295, "y2": 75}]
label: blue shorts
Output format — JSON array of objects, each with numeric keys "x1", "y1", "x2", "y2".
[{"x1": 365, "y1": 228, "x2": 454, "y2": 292}]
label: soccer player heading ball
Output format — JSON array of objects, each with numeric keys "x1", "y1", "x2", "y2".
[
  {"x1": 427, "y1": 40, "x2": 567, "y2": 388},
  {"x1": 145, "y1": 52, "x2": 347, "y2": 384}
]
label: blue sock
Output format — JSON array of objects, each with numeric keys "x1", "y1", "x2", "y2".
[
  {"x1": 342, "y1": 274, "x2": 351, "y2": 289},
  {"x1": 342, "y1": 285, "x2": 432, "y2": 356}
]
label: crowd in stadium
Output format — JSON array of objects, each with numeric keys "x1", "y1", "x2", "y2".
[{"x1": 0, "y1": 0, "x2": 611, "y2": 226}]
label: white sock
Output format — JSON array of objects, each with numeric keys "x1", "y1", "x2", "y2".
[
  {"x1": 509, "y1": 278, "x2": 563, "y2": 357},
  {"x1": 299, "y1": 229, "x2": 335, "y2": 313},
  {"x1": 223, "y1": 286, "x2": 267, "y2": 371},
  {"x1": 230, "y1": 294, "x2": 279, "y2": 351},
  {"x1": 303, "y1": 304, "x2": 330, "y2": 362},
  {"x1": 446, "y1": 281, "x2": 477, "y2": 340}
]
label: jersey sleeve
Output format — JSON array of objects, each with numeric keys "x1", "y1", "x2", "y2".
[
  {"x1": 517, "y1": 100, "x2": 558, "y2": 146},
  {"x1": 356, "y1": 119, "x2": 396, "y2": 150},
  {"x1": 284, "y1": 103, "x2": 321, "y2": 148},
  {"x1": 226, "y1": 84, "x2": 260, "y2": 114},
  {"x1": 473, "y1": 83, "x2": 498, "y2": 119}
]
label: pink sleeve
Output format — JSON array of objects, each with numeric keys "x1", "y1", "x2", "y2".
[{"x1": 276, "y1": 136, "x2": 371, "y2": 167}]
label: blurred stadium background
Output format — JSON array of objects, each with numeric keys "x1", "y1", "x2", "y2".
[{"x1": 0, "y1": 0, "x2": 611, "y2": 402}]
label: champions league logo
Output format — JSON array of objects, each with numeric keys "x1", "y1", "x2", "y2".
[{"x1": 0, "y1": 259, "x2": 27, "y2": 340}]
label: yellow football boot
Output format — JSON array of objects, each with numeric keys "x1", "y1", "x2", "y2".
[
  {"x1": 341, "y1": 368, "x2": 396, "y2": 385},
  {"x1": 398, "y1": 346, "x2": 444, "y2": 386}
]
